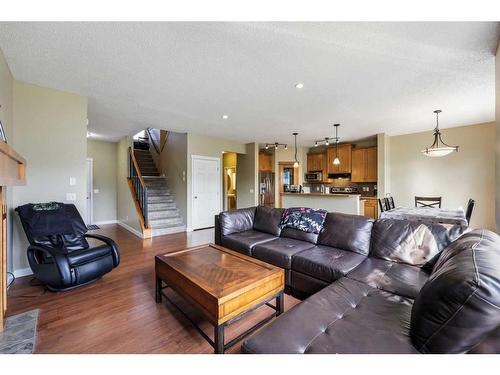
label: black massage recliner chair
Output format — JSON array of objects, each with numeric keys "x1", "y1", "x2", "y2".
[{"x1": 16, "y1": 202, "x2": 120, "y2": 291}]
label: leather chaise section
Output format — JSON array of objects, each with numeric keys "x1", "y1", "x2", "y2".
[
  {"x1": 253, "y1": 237, "x2": 316, "y2": 269},
  {"x1": 220, "y1": 230, "x2": 278, "y2": 256},
  {"x1": 242, "y1": 278, "x2": 417, "y2": 354},
  {"x1": 346, "y1": 257, "x2": 429, "y2": 299},
  {"x1": 292, "y1": 245, "x2": 366, "y2": 283}
]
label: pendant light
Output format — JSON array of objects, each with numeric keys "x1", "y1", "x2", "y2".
[
  {"x1": 292, "y1": 132, "x2": 299, "y2": 168},
  {"x1": 333, "y1": 124, "x2": 341, "y2": 165},
  {"x1": 421, "y1": 110, "x2": 459, "y2": 157}
]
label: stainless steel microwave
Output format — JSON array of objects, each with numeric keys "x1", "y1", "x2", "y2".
[{"x1": 305, "y1": 172, "x2": 322, "y2": 182}]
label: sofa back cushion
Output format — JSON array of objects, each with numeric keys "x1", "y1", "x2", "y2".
[
  {"x1": 280, "y1": 227, "x2": 318, "y2": 244},
  {"x1": 317, "y1": 213, "x2": 374, "y2": 256},
  {"x1": 410, "y1": 229, "x2": 500, "y2": 353},
  {"x1": 253, "y1": 206, "x2": 284, "y2": 236},
  {"x1": 371, "y1": 219, "x2": 467, "y2": 267},
  {"x1": 219, "y1": 207, "x2": 256, "y2": 236}
]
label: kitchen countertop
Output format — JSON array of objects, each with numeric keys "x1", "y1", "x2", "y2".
[{"x1": 281, "y1": 192, "x2": 361, "y2": 198}]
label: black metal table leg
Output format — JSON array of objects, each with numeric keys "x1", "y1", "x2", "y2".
[
  {"x1": 214, "y1": 325, "x2": 224, "y2": 354},
  {"x1": 155, "y1": 276, "x2": 162, "y2": 303},
  {"x1": 276, "y1": 292, "x2": 284, "y2": 316}
]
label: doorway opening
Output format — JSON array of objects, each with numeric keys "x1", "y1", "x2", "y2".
[
  {"x1": 223, "y1": 152, "x2": 237, "y2": 211},
  {"x1": 278, "y1": 162, "x2": 299, "y2": 208}
]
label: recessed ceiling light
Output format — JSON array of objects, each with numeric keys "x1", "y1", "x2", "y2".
[
  {"x1": 222, "y1": 115, "x2": 229, "y2": 120},
  {"x1": 295, "y1": 83, "x2": 304, "y2": 89}
]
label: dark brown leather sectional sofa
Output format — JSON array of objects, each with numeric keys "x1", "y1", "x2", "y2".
[{"x1": 214, "y1": 206, "x2": 500, "y2": 354}]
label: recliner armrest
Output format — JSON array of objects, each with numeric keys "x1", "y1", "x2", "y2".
[
  {"x1": 27, "y1": 245, "x2": 72, "y2": 286},
  {"x1": 84, "y1": 233, "x2": 120, "y2": 267}
]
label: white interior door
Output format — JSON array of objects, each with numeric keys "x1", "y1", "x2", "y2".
[
  {"x1": 86, "y1": 158, "x2": 93, "y2": 225},
  {"x1": 192, "y1": 156, "x2": 221, "y2": 229}
]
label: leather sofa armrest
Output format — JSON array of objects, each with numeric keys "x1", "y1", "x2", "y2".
[
  {"x1": 214, "y1": 215, "x2": 222, "y2": 245},
  {"x1": 27, "y1": 245, "x2": 72, "y2": 286},
  {"x1": 84, "y1": 233, "x2": 120, "y2": 267}
]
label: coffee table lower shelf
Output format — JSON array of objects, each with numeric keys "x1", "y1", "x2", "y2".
[{"x1": 156, "y1": 281, "x2": 284, "y2": 354}]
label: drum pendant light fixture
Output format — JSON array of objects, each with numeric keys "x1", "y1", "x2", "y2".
[
  {"x1": 421, "y1": 110, "x2": 459, "y2": 157},
  {"x1": 293, "y1": 132, "x2": 299, "y2": 168},
  {"x1": 333, "y1": 124, "x2": 341, "y2": 165}
]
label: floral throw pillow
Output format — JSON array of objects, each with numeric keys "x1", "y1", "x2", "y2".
[{"x1": 280, "y1": 207, "x2": 328, "y2": 234}]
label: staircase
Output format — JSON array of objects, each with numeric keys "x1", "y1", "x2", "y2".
[{"x1": 133, "y1": 149, "x2": 185, "y2": 236}]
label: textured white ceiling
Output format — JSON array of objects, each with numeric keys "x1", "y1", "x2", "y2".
[{"x1": 0, "y1": 22, "x2": 498, "y2": 144}]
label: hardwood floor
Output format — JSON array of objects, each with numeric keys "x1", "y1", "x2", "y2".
[{"x1": 6, "y1": 225, "x2": 299, "y2": 354}]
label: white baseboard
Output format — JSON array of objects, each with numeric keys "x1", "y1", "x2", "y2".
[
  {"x1": 14, "y1": 267, "x2": 33, "y2": 278},
  {"x1": 117, "y1": 221, "x2": 143, "y2": 238},
  {"x1": 93, "y1": 220, "x2": 117, "y2": 225},
  {"x1": 185, "y1": 227, "x2": 194, "y2": 232}
]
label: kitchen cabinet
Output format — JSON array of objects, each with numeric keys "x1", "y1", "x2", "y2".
[
  {"x1": 363, "y1": 198, "x2": 378, "y2": 219},
  {"x1": 327, "y1": 144, "x2": 352, "y2": 174},
  {"x1": 307, "y1": 152, "x2": 326, "y2": 173},
  {"x1": 351, "y1": 147, "x2": 377, "y2": 182},
  {"x1": 259, "y1": 152, "x2": 273, "y2": 172}
]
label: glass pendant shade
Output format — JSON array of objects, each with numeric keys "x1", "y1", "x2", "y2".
[
  {"x1": 333, "y1": 157, "x2": 340, "y2": 165},
  {"x1": 421, "y1": 110, "x2": 458, "y2": 157}
]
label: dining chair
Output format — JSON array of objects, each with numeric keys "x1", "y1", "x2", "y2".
[
  {"x1": 378, "y1": 198, "x2": 388, "y2": 213},
  {"x1": 465, "y1": 199, "x2": 475, "y2": 225},
  {"x1": 415, "y1": 196, "x2": 442, "y2": 208},
  {"x1": 385, "y1": 195, "x2": 395, "y2": 210}
]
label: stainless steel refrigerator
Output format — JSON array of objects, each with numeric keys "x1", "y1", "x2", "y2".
[{"x1": 259, "y1": 171, "x2": 275, "y2": 207}]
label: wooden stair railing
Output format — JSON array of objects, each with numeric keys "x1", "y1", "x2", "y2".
[{"x1": 128, "y1": 147, "x2": 149, "y2": 231}]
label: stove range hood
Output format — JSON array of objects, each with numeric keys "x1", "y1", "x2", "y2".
[{"x1": 328, "y1": 173, "x2": 351, "y2": 180}]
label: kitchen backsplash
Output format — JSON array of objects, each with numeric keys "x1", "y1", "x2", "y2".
[{"x1": 304, "y1": 181, "x2": 377, "y2": 196}]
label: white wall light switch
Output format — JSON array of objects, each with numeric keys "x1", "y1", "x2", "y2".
[
  {"x1": 93, "y1": 189, "x2": 100, "y2": 194},
  {"x1": 66, "y1": 193, "x2": 77, "y2": 202},
  {"x1": 69, "y1": 177, "x2": 77, "y2": 186},
  {"x1": 250, "y1": 189, "x2": 254, "y2": 193}
]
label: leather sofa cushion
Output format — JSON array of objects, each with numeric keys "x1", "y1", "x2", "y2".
[
  {"x1": 280, "y1": 227, "x2": 318, "y2": 244},
  {"x1": 253, "y1": 238, "x2": 315, "y2": 269},
  {"x1": 371, "y1": 219, "x2": 468, "y2": 267},
  {"x1": 242, "y1": 278, "x2": 418, "y2": 354},
  {"x1": 292, "y1": 245, "x2": 366, "y2": 283},
  {"x1": 253, "y1": 206, "x2": 284, "y2": 236},
  {"x1": 219, "y1": 207, "x2": 256, "y2": 236},
  {"x1": 347, "y1": 257, "x2": 429, "y2": 299},
  {"x1": 411, "y1": 229, "x2": 500, "y2": 353},
  {"x1": 291, "y1": 270, "x2": 330, "y2": 298},
  {"x1": 220, "y1": 230, "x2": 277, "y2": 256},
  {"x1": 68, "y1": 244, "x2": 112, "y2": 266},
  {"x1": 318, "y1": 213, "x2": 374, "y2": 256}
]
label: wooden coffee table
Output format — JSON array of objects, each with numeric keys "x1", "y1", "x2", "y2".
[{"x1": 155, "y1": 243, "x2": 285, "y2": 354}]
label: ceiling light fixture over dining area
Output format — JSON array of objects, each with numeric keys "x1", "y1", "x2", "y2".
[{"x1": 421, "y1": 110, "x2": 459, "y2": 157}]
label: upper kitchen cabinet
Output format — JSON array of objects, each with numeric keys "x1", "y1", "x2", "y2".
[
  {"x1": 307, "y1": 152, "x2": 326, "y2": 172},
  {"x1": 351, "y1": 146, "x2": 378, "y2": 182},
  {"x1": 327, "y1": 144, "x2": 352, "y2": 174},
  {"x1": 259, "y1": 152, "x2": 273, "y2": 172}
]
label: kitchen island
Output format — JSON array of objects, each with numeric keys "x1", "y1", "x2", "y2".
[{"x1": 281, "y1": 192, "x2": 363, "y2": 215}]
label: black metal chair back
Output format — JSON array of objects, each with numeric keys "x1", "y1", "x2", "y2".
[
  {"x1": 465, "y1": 199, "x2": 475, "y2": 225},
  {"x1": 415, "y1": 196, "x2": 442, "y2": 208},
  {"x1": 385, "y1": 196, "x2": 395, "y2": 210},
  {"x1": 378, "y1": 198, "x2": 388, "y2": 213}
]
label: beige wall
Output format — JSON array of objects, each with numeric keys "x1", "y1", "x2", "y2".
[
  {"x1": 377, "y1": 133, "x2": 391, "y2": 198},
  {"x1": 11, "y1": 81, "x2": 88, "y2": 271},
  {"x1": 390, "y1": 122, "x2": 495, "y2": 230},
  {"x1": 186, "y1": 133, "x2": 248, "y2": 229},
  {"x1": 496, "y1": 42, "x2": 500, "y2": 232},
  {"x1": 160, "y1": 131, "x2": 188, "y2": 225},
  {"x1": 0, "y1": 49, "x2": 14, "y2": 273},
  {"x1": 87, "y1": 139, "x2": 118, "y2": 224},
  {"x1": 237, "y1": 143, "x2": 259, "y2": 208},
  {"x1": 116, "y1": 136, "x2": 141, "y2": 234}
]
